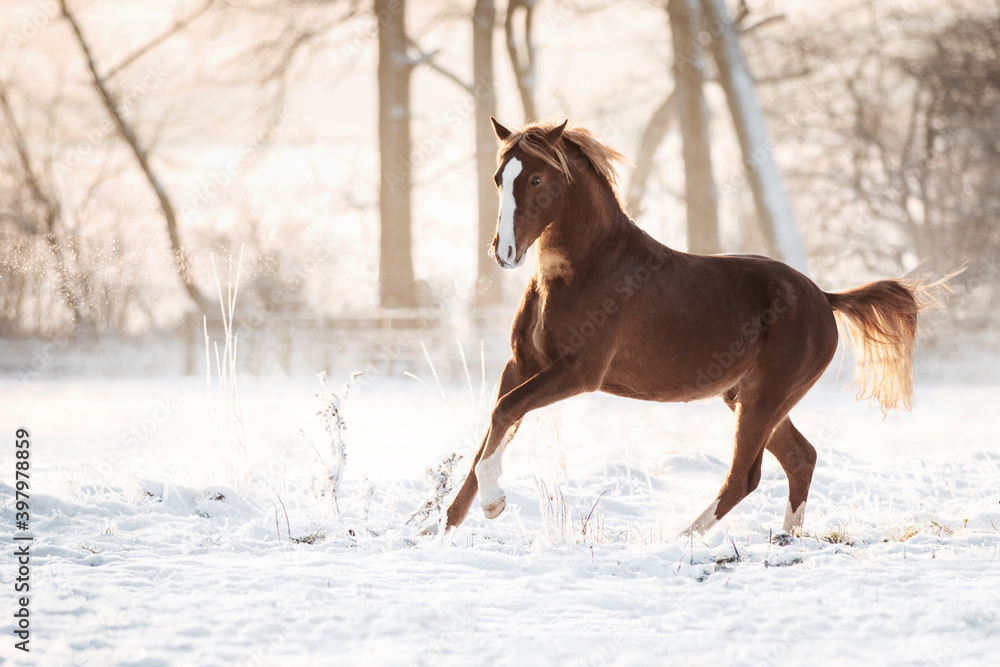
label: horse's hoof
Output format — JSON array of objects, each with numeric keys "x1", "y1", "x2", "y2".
[
  {"x1": 772, "y1": 532, "x2": 794, "y2": 547},
  {"x1": 417, "y1": 524, "x2": 440, "y2": 537},
  {"x1": 482, "y1": 496, "x2": 506, "y2": 519}
]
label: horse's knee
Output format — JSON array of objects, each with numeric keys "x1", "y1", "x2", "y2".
[
  {"x1": 489, "y1": 402, "x2": 517, "y2": 437},
  {"x1": 745, "y1": 452, "x2": 765, "y2": 495},
  {"x1": 746, "y1": 465, "x2": 762, "y2": 495},
  {"x1": 800, "y1": 440, "x2": 817, "y2": 470},
  {"x1": 784, "y1": 438, "x2": 817, "y2": 483}
]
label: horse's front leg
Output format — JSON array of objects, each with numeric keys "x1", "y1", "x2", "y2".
[
  {"x1": 475, "y1": 359, "x2": 603, "y2": 520},
  {"x1": 444, "y1": 417, "x2": 522, "y2": 529},
  {"x1": 445, "y1": 359, "x2": 525, "y2": 530}
]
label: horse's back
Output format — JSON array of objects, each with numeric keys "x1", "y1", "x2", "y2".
[{"x1": 601, "y1": 246, "x2": 838, "y2": 402}]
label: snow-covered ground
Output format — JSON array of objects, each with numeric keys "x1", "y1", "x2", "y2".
[{"x1": 1, "y1": 365, "x2": 999, "y2": 666}]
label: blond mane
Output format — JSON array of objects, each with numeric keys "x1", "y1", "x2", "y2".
[{"x1": 498, "y1": 119, "x2": 631, "y2": 206}]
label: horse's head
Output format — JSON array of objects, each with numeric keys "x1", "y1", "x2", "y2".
[{"x1": 489, "y1": 118, "x2": 569, "y2": 269}]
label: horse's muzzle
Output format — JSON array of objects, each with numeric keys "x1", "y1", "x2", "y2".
[
  {"x1": 491, "y1": 242, "x2": 525, "y2": 269},
  {"x1": 495, "y1": 252, "x2": 525, "y2": 269}
]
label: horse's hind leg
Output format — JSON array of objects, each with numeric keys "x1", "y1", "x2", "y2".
[
  {"x1": 684, "y1": 382, "x2": 809, "y2": 537},
  {"x1": 684, "y1": 398, "x2": 780, "y2": 536},
  {"x1": 765, "y1": 418, "x2": 817, "y2": 535}
]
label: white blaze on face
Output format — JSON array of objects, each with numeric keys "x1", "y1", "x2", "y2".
[{"x1": 497, "y1": 157, "x2": 523, "y2": 267}]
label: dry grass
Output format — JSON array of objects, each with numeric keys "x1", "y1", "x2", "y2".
[
  {"x1": 820, "y1": 523, "x2": 855, "y2": 546},
  {"x1": 883, "y1": 525, "x2": 921, "y2": 543}
]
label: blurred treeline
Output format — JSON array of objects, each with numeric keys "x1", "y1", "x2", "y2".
[{"x1": 0, "y1": 0, "x2": 997, "y2": 343}]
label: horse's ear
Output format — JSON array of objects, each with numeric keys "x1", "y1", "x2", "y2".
[
  {"x1": 544, "y1": 120, "x2": 568, "y2": 146},
  {"x1": 491, "y1": 117, "x2": 512, "y2": 141}
]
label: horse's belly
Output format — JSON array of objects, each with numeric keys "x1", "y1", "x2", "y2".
[
  {"x1": 599, "y1": 368, "x2": 725, "y2": 403},
  {"x1": 599, "y1": 381, "x2": 704, "y2": 403},
  {"x1": 599, "y1": 340, "x2": 754, "y2": 403}
]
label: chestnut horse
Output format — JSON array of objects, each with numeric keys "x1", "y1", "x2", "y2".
[{"x1": 445, "y1": 118, "x2": 925, "y2": 537}]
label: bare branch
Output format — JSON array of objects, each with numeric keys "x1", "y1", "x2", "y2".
[
  {"x1": 753, "y1": 66, "x2": 812, "y2": 86},
  {"x1": 505, "y1": 0, "x2": 538, "y2": 121},
  {"x1": 406, "y1": 37, "x2": 474, "y2": 94},
  {"x1": 626, "y1": 90, "x2": 675, "y2": 219},
  {"x1": 740, "y1": 12, "x2": 785, "y2": 35},
  {"x1": 0, "y1": 80, "x2": 83, "y2": 323},
  {"x1": 0, "y1": 83, "x2": 57, "y2": 230},
  {"x1": 103, "y1": 0, "x2": 217, "y2": 80},
  {"x1": 59, "y1": 0, "x2": 211, "y2": 314}
]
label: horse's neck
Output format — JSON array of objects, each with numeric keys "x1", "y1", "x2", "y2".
[{"x1": 540, "y1": 175, "x2": 629, "y2": 272}]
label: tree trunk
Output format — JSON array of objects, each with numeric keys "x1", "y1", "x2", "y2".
[
  {"x1": 700, "y1": 0, "x2": 808, "y2": 274},
  {"x1": 473, "y1": 0, "x2": 500, "y2": 304},
  {"x1": 625, "y1": 91, "x2": 674, "y2": 220},
  {"x1": 669, "y1": 0, "x2": 720, "y2": 255},
  {"x1": 376, "y1": 0, "x2": 417, "y2": 308},
  {"x1": 505, "y1": 0, "x2": 538, "y2": 122},
  {"x1": 59, "y1": 1, "x2": 212, "y2": 314}
]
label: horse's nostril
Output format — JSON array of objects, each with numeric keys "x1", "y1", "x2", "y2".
[{"x1": 505, "y1": 245, "x2": 516, "y2": 262}]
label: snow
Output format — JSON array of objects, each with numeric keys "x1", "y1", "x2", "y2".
[{"x1": 1, "y1": 370, "x2": 999, "y2": 666}]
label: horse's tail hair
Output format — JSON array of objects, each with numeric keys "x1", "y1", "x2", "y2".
[{"x1": 825, "y1": 280, "x2": 923, "y2": 416}]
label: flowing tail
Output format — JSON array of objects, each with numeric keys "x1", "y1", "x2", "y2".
[{"x1": 825, "y1": 280, "x2": 921, "y2": 415}]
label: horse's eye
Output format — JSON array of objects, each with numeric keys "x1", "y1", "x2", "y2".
[{"x1": 530, "y1": 176, "x2": 541, "y2": 186}]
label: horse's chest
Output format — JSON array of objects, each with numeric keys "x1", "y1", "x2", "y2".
[
  {"x1": 527, "y1": 285, "x2": 580, "y2": 359},
  {"x1": 512, "y1": 276, "x2": 594, "y2": 365},
  {"x1": 530, "y1": 302, "x2": 548, "y2": 352},
  {"x1": 511, "y1": 287, "x2": 558, "y2": 365}
]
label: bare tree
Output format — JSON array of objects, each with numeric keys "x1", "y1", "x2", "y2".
[
  {"x1": 0, "y1": 82, "x2": 83, "y2": 325},
  {"x1": 669, "y1": 0, "x2": 719, "y2": 255},
  {"x1": 700, "y1": 0, "x2": 807, "y2": 273},
  {"x1": 505, "y1": 0, "x2": 539, "y2": 122},
  {"x1": 626, "y1": 91, "x2": 674, "y2": 219},
  {"x1": 59, "y1": 0, "x2": 213, "y2": 314},
  {"x1": 626, "y1": 3, "x2": 785, "y2": 227},
  {"x1": 376, "y1": 0, "x2": 417, "y2": 308},
  {"x1": 403, "y1": 1, "x2": 502, "y2": 305}
]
